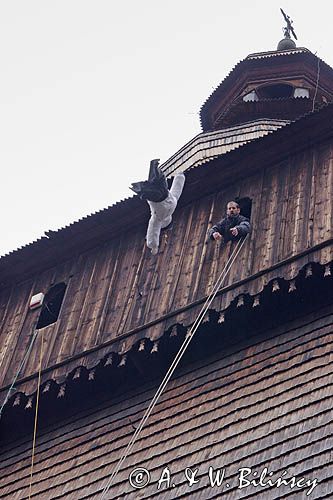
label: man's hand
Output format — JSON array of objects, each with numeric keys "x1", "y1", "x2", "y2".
[
  {"x1": 230, "y1": 227, "x2": 239, "y2": 237},
  {"x1": 212, "y1": 232, "x2": 222, "y2": 241}
]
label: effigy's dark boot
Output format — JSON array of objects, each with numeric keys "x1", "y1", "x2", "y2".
[{"x1": 130, "y1": 159, "x2": 169, "y2": 202}]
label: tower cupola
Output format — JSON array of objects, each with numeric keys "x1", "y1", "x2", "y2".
[{"x1": 200, "y1": 11, "x2": 333, "y2": 131}]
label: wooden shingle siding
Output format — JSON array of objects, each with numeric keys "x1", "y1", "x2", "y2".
[
  {"x1": 0, "y1": 307, "x2": 332, "y2": 498},
  {"x1": 1, "y1": 140, "x2": 333, "y2": 390}
]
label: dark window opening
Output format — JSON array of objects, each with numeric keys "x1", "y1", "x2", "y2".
[
  {"x1": 257, "y1": 83, "x2": 294, "y2": 99},
  {"x1": 36, "y1": 282, "x2": 67, "y2": 329},
  {"x1": 235, "y1": 197, "x2": 252, "y2": 220}
]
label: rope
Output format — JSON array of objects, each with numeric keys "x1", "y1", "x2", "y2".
[
  {"x1": 28, "y1": 329, "x2": 44, "y2": 500},
  {"x1": 0, "y1": 328, "x2": 38, "y2": 419},
  {"x1": 100, "y1": 235, "x2": 248, "y2": 498},
  {"x1": 312, "y1": 56, "x2": 320, "y2": 113}
]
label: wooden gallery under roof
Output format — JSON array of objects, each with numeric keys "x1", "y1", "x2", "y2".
[{"x1": 0, "y1": 23, "x2": 332, "y2": 500}]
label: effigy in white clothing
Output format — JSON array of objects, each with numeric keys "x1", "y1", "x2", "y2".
[{"x1": 130, "y1": 159, "x2": 185, "y2": 254}]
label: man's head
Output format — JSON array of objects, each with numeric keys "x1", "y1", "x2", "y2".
[{"x1": 226, "y1": 201, "x2": 240, "y2": 217}]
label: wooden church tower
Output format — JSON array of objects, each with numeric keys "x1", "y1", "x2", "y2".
[{"x1": 0, "y1": 15, "x2": 332, "y2": 499}]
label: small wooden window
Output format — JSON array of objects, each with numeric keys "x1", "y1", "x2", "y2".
[
  {"x1": 235, "y1": 197, "x2": 252, "y2": 219},
  {"x1": 243, "y1": 90, "x2": 259, "y2": 102},
  {"x1": 36, "y1": 282, "x2": 66, "y2": 329},
  {"x1": 293, "y1": 88, "x2": 310, "y2": 98}
]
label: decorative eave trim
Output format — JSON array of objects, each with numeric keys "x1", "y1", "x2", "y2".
[{"x1": 1, "y1": 253, "x2": 332, "y2": 417}]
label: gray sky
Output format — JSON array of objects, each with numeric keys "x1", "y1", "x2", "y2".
[{"x1": 0, "y1": 0, "x2": 332, "y2": 256}]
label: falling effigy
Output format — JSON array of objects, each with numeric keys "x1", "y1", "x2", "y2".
[{"x1": 130, "y1": 159, "x2": 185, "y2": 254}]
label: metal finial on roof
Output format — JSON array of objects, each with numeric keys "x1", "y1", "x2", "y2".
[
  {"x1": 277, "y1": 8, "x2": 297, "y2": 50},
  {"x1": 280, "y1": 8, "x2": 297, "y2": 40}
]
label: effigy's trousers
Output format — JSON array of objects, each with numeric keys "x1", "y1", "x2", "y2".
[{"x1": 146, "y1": 173, "x2": 185, "y2": 254}]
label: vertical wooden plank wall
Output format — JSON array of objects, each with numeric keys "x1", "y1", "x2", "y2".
[{"x1": 1, "y1": 141, "x2": 333, "y2": 386}]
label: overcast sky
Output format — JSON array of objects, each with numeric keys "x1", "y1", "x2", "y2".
[{"x1": 0, "y1": 0, "x2": 332, "y2": 256}]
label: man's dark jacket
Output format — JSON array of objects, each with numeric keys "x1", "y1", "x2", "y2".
[{"x1": 208, "y1": 214, "x2": 251, "y2": 242}]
